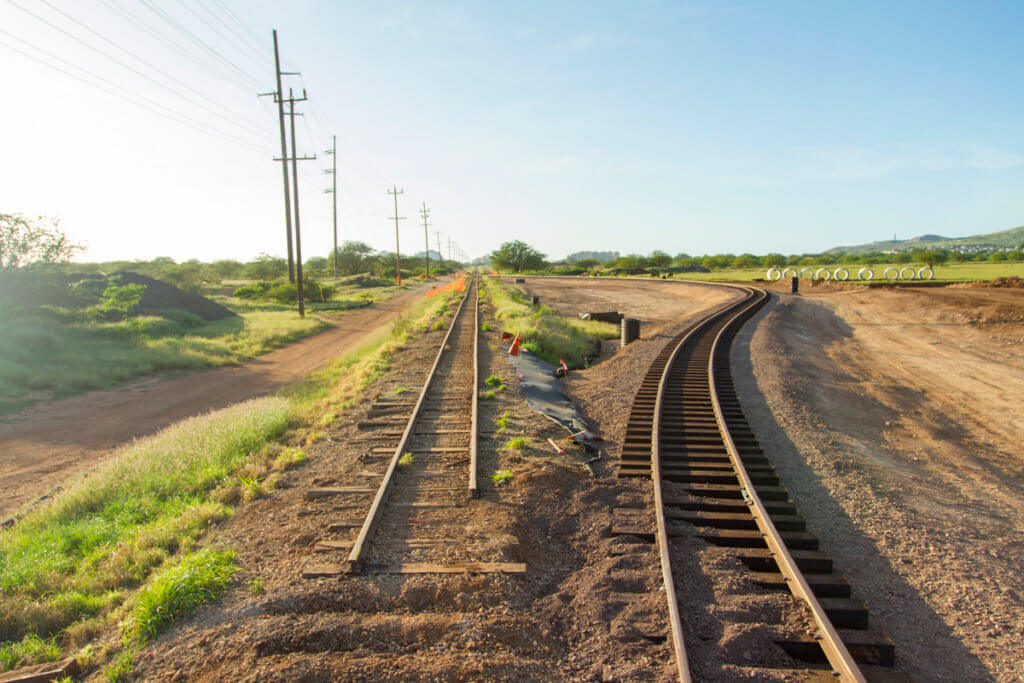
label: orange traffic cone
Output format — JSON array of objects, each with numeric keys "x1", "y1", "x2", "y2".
[{"x1": 508, "y1": 333, "x2": 520, "y2": 356}]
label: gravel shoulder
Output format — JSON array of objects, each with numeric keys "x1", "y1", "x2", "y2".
[{"x1": 732, "y1": 282, "x2": 1024, "y2": 681}]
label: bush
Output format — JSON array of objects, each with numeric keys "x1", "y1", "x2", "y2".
[
  {"x1": 232, "y1": 281, "x2": 273, "y2": 299},
  {"x1": 236, "y1": 279, "x2": 335, "y2": 304},
  {"x1": 98, "y1": 283, "x2": 146, "y2": 319}
]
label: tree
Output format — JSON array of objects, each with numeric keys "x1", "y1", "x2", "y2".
[
  {"x1": 732, "y1": 253, "x2": 759, "y2": 268},
  {"x1": 893, "y1": 252, "x2": 913, "y2": 264},
  {"x1": 648, "y1": 250, "x2": 672, "y2": 268},
  {"x1": 244, "y1": 253, "x2": 288, "y2": 280},
  {"x1": 1007, "y1": 250, "x2": 1023, "y2": 262},
  {"x1": 989, "y1": 251, "x2": 1006, "y2": 263},
  {"x1": 334, "y1": 241, "x2": 376, "y2": 275},
  {"x1": 490, "y1": 240, "x2": 546, "y2": 272},
  {"x1": 1, "y1": 214, "x2": 83, "y2": 270},
  {"x1": 762, "y1": 253, "x2": 785, "y2": 268}
]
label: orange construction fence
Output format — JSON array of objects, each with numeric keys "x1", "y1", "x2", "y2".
[{"x1": 425, "y1": 276, "x2": 466, "y2": 298}]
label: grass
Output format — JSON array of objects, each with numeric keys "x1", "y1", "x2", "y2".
[
  {"x1": 0, "y1": 307, "x2": 328, "y2": 415},
  {"x1": 661, "y1": 261, "x2": 1024, "y2": 283},
  {"x1": 482, "y1": 390, "x2": 496, "y2": 400},
  {"x1": 481, "y1": 321, "x2": 493, "y2": 332},
  {"x1": 0, "y1": 633, "x2": 61, "y2": 671},
  {"x1": 398, "y1": 452, "x2": 415, "y2": 467},
  {"x1": 0, "y1": 281, "x2": 462, "y2": 677},
  {"x1": 490, "y1": 470, "x2": 512, "y2": 485},
  {"x1": 484, "y1": 375, "x2": 502, "y2": 386},
  {"x1": 494, "y1": 410, "x2": 512, "y2": 431},
  {"x1": 502, "y1": 436, "x2": 529, "y2": 451},
  {"x1": 483, "y1": 277, "x2": 617, "y2": 368},
  {"x1": 123, "y1": 548, "x2": 239, "y2": 643}
]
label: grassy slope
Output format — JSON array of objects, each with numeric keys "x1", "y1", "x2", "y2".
[
  {"x1": 0, "y1": 287, "x2": 460, "y2": 677},
  {"x1": 829, "y1": 225, "x2": 1024, "y2": 254},
  {"x1": 483, "y1": 277, "x2": 617, "y2": 367}
]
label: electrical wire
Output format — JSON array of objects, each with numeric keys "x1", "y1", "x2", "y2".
[
  {"x1": 177, "y1": 0, "x2": 271, "y2": 73},
  {"x1": 195, "y1": 0, "x2": 271, "y2": 68},
  {"x1": 19, "y1": 0, "x2": 271, "y2": 138},
  {"x1": 135, "y1": 0, "x2": 264, "y2": 89},
  {"x1": 0, "y1": 29, "x2": 268, "y2": 153}
]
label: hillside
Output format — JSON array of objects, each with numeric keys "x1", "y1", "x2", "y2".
[{"x1": 829, "y1": 225, "x2": 1024, "y2": 254}]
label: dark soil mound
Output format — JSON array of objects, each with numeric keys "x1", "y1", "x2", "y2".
[{"x1": 112, "y1": 271, "x2": 237, "y2": 321}]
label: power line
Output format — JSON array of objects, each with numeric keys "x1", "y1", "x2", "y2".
[
  {"x1": 0, "y1": 29, "x2": 266, "y2": 152},
  {"x1": 135, "y1": 0, "x2": 264, "y2": 88},
  {"x1": 208, "y1": 0, "x2": 269, "y2": 54},
  {"x1": 17, "y1": 0, "x2": 270, "y2": 138},
  {"x1": 94, "y1": 0, "x2": 260, "y2": 95},
  {"x1": 180, "y1": 0, "x2": 272, "y2": 72}
]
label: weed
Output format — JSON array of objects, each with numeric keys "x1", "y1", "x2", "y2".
[
  {"x1": 491, "y1": 470, "x2": 513, "y2": 484},
  {"x1": 481, "y1": 321, "x2": 493, "y2": 332},
  {"x1": 484, "y1": 374, "x2": 502, "y2": 386},
  {"x1": 237, "y1": 475, "x2": 265, "y2": 501},
  {"x1": 104, "y1": 648, "x2": 134, "y2": 682},
  {"x1": 0, "y1": 633, "x2": 61, "y2": 671},
  {"x1": 398, "y1": 452, "x2": 415, "y2": 467},
  {"x1": 392, "y1": 386, "x2": 409, "y2": 394},
  {"x1": 124, "y1": 548, "x2": 239, "y2": 643},
  {"x1": 431, "y1": 319, "x2": 445, "y2": 331},
  {"x1": 272, "y1": 446, "x2": 307, "y2": 471},
  {"x1": 494, "y1": 410, "x2": 512, "y2": 431},
  {"x1": 482, "y1": 390, "x2": 496, "y2": 400},
  {"x1": 502, "y1": 436, "x2": 529, "y2": 451},
  {"x1": 247, "y1": 577, "x2": 265, "y2": 595}
]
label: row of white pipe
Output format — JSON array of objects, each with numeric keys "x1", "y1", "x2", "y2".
[{"x1": 765, "y1": 266, "x2": 935, "y2": 282}]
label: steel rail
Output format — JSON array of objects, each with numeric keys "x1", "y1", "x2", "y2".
[
  {"x1": 345, "y1": 277, "x2": 475, "y2": 570},
  {"x1": 706, "y1": 288, "x2": 867, "y2": 683},
  {"x1": 468, "y1": 278, "x2": 480, "y2": 499},
  {"x1": 650, "y1": 287, "x2": 758, "y2": 682}
]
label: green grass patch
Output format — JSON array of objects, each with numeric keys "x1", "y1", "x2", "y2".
[
  {"x1": 0, "y1": 633, "x2": 61, "y2": 671},
  {"x1": 491, "y1": 470, "x2": 512, "y2": 485},
  {"x1": 484, "y1": 277, "x2": 616, "y2": 368},
  {"x1": 123, "y1": 548, "x2": 239, "y2": 644},
  {"x1": 0, "y1": 308, "x2": 328, "y2": 415},
  {"x1": 482, "y1": 390, "x2": 496, "y2": 400},
  {"x1": 502, "y1": 436, "x2": 529, "y2": 451},
  {"x1": 398, "y1": 452, "x2": 415, "y2": 467},
  {"x1": 494, "y1": 410, "x2": 512, "y2": 431},
  {"x1": 481, "y1": 321, "x2": 493, "y2": 332},
  {"x1": 271, "y1": 446, "x2": 307, "y2": 471},
  {"x1": 484, "y1": 375, "x2": 502, "y2": 386}
]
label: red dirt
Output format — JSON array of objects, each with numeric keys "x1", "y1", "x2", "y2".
[{"x1": 0, "y1": 283, "x2": 438, "y2": 520}]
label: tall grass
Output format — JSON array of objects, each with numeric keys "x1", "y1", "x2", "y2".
[
  {"x1": 483, "y1": 277, "x2": 617, "y2": 367},
  {"x1": 0, "y1": 309, "x2": 327, "y2": 414}
]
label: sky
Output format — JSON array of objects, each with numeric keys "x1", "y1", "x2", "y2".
[{"x1": 2, "y1": 0, "x2": 1024, "y2": 263}]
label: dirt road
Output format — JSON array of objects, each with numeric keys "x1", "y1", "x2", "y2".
[
  {"x1": 0, "y1": 283, "x2": 437, "y2": 519},
  {"x1": 734, "y1": 283, "x2": 1024, "y2": 680}
]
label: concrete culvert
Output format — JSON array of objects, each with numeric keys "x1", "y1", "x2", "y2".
[
  {"x1": 815, "y1": 267, "x2": 832, "y2": 280},
  {"x1": 858, "y1": 267, "x2": 875, "y2": 281},
  {"x1": 833, "y1": 267, "x2": 850, "y2": 281},
  {"x1": 918, "y1": 267, "x2": 935, "y2": 280},
  {"x1": 799, "y1": 267, "x2": 814, "y2": 279},
  {"x1": 899, "y1": 266, "x2": 917, "y2": 280},
  {"x1": 884, "y1": 267, "x2": 899, "y2": 280},
  {"x1": 766, "y1": 267, "x2": 782, "y2": 281},
  {"x1": 781, "y1": 267, "x2": 797, "y2": 278}
]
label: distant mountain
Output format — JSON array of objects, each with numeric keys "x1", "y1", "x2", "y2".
[{"x1": 828, "y1": 225, "x2": 1024, "y2": 254}]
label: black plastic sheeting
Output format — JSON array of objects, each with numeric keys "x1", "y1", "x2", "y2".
[{"x1": 509, "y1": 350, "x2": 589, "y2": 434}]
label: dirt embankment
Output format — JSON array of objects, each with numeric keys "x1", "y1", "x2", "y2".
[
  {"x1": 0, "y1": 283, "x2": 438, "y2": 520},
  {"x1": 733, "y1": 284, "x2": 1024, "y2": 681}
]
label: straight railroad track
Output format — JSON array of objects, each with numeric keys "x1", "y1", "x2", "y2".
[
  {"x1": 615, "y1": 285, "x2": 907, "y2": 682},
  {"x1": 301, "y1": 276, "x2": 525, "y2": 578}
]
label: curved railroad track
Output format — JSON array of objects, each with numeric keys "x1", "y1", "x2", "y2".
[
  {"x1": 301, "y1": 276, "x2": 524, "y2": 578},
  {"x1": 617, "y1": 284, "x2": 905, "y2": 681}
]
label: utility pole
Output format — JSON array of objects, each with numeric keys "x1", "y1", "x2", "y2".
[
  {"x1": 258, "y1": 30, "x2": 300, "y2": 283},
  {"x1": 435, "y1": 230, "x2": 444, "y2": 272},
  {"x1": 419, "y1": 202, "x2": 431, "y2": 278},
  {"x1": 387, "y1": 186, "x2": 406, "y2": 285},
  {"x1": 276, "y1": 87, "x2": 316, "y2": 317},
  {"x1": 324, "y1": 135, "x2": 338, "y2": 278},
  {"x1": 447, "y1": 236, "x2": 453, "y2": 264}
]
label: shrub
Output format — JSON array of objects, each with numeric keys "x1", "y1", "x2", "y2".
[{"x1": 98, "y1": 283, "x2": 146, "y2": 319}]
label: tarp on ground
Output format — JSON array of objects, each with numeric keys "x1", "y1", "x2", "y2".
[{"x1": 512, "y1": 350, "x2": 589, "y2": 434}]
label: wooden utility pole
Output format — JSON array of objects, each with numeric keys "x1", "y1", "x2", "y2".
[
  {"x1": 419, "y1": 202, "x2": 431, "y2": 278},
  {"x1": 387, "y1": 186, "x2": 406, "y2": 285},
  {"x1": 276, "y1": 88, "x2": 315, "y2": 317},
  {"x1": 435, "y1": 230, "x2": 444, "y2": 272},
  {"x1": 262, "y1": 30, "x2": 299, "y2": 283},
  {"x1": 324, "y1": 135, "x2": 338, "y2": 278}
]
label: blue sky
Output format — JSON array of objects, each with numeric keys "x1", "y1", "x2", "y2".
[{"x1": 2, "y1": 1, "x2": 1022, "y2": 262}]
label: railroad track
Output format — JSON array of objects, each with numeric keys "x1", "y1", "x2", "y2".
[
  {"x1": 616, "y1": 285, "x2": 906, "y2": 681},
  {"x1": 302, "y1": 276, "x2": 525, "y2": 578}
]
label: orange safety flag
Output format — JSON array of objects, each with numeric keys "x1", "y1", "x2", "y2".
[
  {"x1": 508, "y1": 333, "x2": 520, "y2": 356},
  {"x1": 425, "y1": 277, "x2": 466, "y2": 298}
]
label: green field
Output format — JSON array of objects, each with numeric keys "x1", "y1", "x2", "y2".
[{"x1": 668, "y1": 261, "x2": 1024, "y2": 283}]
